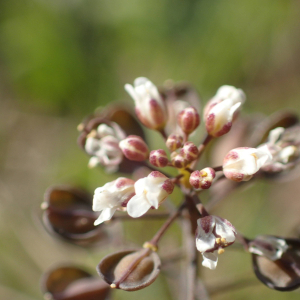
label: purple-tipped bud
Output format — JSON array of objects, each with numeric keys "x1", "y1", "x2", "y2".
[
  {"x1": 177, "y1": 107, "x2": 200, "y2": 134},
  {"x1": 166, "y1": 134, "x2": 184, "y2": 151},
  {"x1": 189, "y1": 168, "x2": 216, "y2": 189},
  {"x1": 204, "y1": 86, "x2": 245, "y2": 137},
  {"x1": 125, "y1": 77, "x2": 167, "y2": 130},
  {"x1": 171, "y1": 152, "x2": 187, "y2": 168},
  {"x1": 119, "y1": 135, "x2": 149, "y2": 162},
  {"x1": 149, "y1": 149, "x2": 169, "y2": 167},
  {"x1": 180, "y1": 142, "x2": 199, "y2": 162}
]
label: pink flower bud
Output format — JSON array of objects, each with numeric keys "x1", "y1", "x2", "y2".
[
  {"x1": 177, "y1": 107, "x2": 200, "y2": 134},
  {"x1": 125, "y1": 77, "x2": 167, "y2": 130},
  {"x1": 223, "y1": 146, "x2": 272, "y2": 182},
  {"x1": 149, "y1": 149, "x2": 169, "y2": 167},
  {"x1": 166, "y1": 134, "x2": 184, "y2": 151},
  {"x1": 180, "y1": 142, "x2": 199, "y2": 162},
  {"x1": 189, "y1": 168, "x2": 216, "y2": 189},
  {"x1": 119, "y1": 135, "x2": 149, "y2": 162},
  {"x1": 171, "y1": 153, "x2": 188, "y2": 168},
  {"x1": 127, "y1": 171, "x2": 174, "y2": 218}
]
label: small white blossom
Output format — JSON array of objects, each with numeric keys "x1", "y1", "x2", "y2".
[
  {"x1": 204, "y1": 85, "x2": 246, "y2": 137},
  {"x1": 223, "y1": 146, "x2": 272, "y2": 182},
  {"x1": 196, "y1": 215, "x2": 236, "y2": 270},
  {"x1": 259, "y1": 127, "x2": 300, "y2": 173},
  {"x1": 93, "y1": 178, "x2": 135, "y2": 225},
  {"x1": 249, "y1": 235, "x2": 288, "y2": 261},
  {"x1": 85, "y1": 122, "x2": 126, "y2": 172},
  {"x1": 127, "y1": 171, "x2": 174, "y2": 218},
  {"x1": 125, "y1": 77, "x2": 167, "y2": 130}
]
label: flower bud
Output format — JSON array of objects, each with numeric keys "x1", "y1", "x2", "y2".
[
  {"x1": 149, "y1": 149, "x2": 169, "y2": 167},
  {"x1": 196, "y1": 215, "x2": 236, "y2": 270},
  {"x1": 223, "y1": 146, "x2": 272, "y2": 182},
  {"x1": 189, "y1": 168, "x2": 216, "y2": 189},
  {"x1": 204, "y1": 85, "x2": 246, "y2": 137},
  {"x1": 127, "y1": 171, "x2": 174, "y2": 218},
  {"x1": 93, "y1": 178, "x2": 135, "y2": 225},
  {"x1": 166, "y1": 134, "x2": 184, "y2": 151},
  {"x1": 171, "y1": 153, "x2": 188, "y2": 169},
  {"x1": 97, "y1": 249, "x2": 161, "y2": 291},
  {"x1": 119, "y1": 135, "x2": 149, "y2": 162},
  {"x1": 177, "y1": 107, "x2": 200, "y2": 134},
  {"x1": 125, "y1": 77, "x2": 167, "y2": 130},
  {"x1": 180, "y1": 141, "x2": 199, "y2": 162}
]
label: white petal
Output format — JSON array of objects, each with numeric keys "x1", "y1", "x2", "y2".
[
  {"x1": 124, "y1": 84, "x2": 139, "y2": 103},
  {"x1": 202, "y1": 252, "x2": 218, "y2": 270},
  {"x1": 215, "y1": 217, "x2": 236, "y2": 243},
  {"x1": 267, "y1": 127, "x2": 284, "y2": 145},
  {"x1": 94, "y1": 207, "x2": 117, "y2": 225},
  {"x1": 127, "y1": 194, "x2": 152, "y2": 218},
  {"x1": 255, "y1": 145, "x2": 273, "y2": 168},
  {"x1": 196, "y1": 218, "x2": 216, "y2": 253}
]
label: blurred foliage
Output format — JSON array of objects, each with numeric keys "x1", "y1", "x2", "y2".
[{"x1": 0, "y1": 0, "x2": 300, "y2": 299}]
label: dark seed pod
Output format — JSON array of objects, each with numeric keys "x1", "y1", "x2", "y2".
[
  {"x1": 252, "y1": 238, "x2": 300, "y2": 291},
  {"x1": 97, "y1": 249, "x2": 161, "y2": 291},
  {"x1": 249, "y1": 111, "x2": 299, "y2": 147},
  {"x1": 42, "y1": 185, "x2": 107, "y2": 246},
  {"x1": 41, "y1": 265, "x2": 110, "y2": 300}
]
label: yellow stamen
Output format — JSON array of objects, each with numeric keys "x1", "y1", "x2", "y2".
[
  {"x1": 216, "y1": 238, "x2": 221, "y2": 244},
  {"x1": 218, "y1": 248, "x2": 225, "y2": 255},
  {"x1": 221, "y1": 237, "x2": 226, "y2": 244},
  {"x1": 110, "y1": 283, "x2": 117, "y2": 289}
]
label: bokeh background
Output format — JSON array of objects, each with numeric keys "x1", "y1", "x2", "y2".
[{"x1": 1, "y1": 0, "x2": 300, "y2": 299}]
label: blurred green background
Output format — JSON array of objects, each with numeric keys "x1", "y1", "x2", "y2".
[{"x1": 0, "y1": 0, "x2": 300, "y2": 299}]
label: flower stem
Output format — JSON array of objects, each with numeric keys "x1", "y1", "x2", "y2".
[
  {"x1": 190, "y1": 134, "x2": 213, "y2": 169},
  {"x1": 149, "y1": 202, "x2": 186, "y2": 247},
  {"x1": 189, "y1": 193, "x2": 209, "y2": 217},
  {"x1": 212, "y1": 165, "x2": 223, "y2": 172}
]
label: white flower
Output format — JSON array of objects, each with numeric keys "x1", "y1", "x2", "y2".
[
  {"x1": 204, "y1": 85, "x2": 246, "y2": 137},
  {"x1": 259, "y1": 127, "x2": 300, "y2": 173},
  {"x1": 85, "y1": 122, "x2": 126, "y2": 172},
  {"x1": 125, "y1": 77, "x2": 167, "y2": 130},
  {"x1": 93, "y1": 178, "x2": 135, "y2": 225},
  {"x1": 248, "y1": 235, "x2": 288, "y2": 261},
  {"x1": 127, "y1": 171, "x2": 174, "y2": 218},
  {"x1": 223, "y1": 146, "x2": 272, "y2": 182},
  {"x1": 196, "y1": 215, "x2": 236, "y2": 270}
]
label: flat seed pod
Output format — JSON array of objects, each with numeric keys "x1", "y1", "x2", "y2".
[
  {"x1": 252, "y1": 238, "x2": 300, "y2": 291},
  {"x1": 42, "y1": 186, "x2": 107, "y2": 246},
  {"x1": 41, "y1": 266, "x2": 110, "y2": 300},
  {"x1": 97, "y1": 249, "x2": 161, "y2": 291}
]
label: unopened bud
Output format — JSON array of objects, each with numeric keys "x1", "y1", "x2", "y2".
[
  {"x1": 119, "y1": 135, "x2": 149, "y2": 162},
  {"x1": 166, "y1": 134, "x2": 184, "y2": 151},
  {"x1": 125, "y1": 77, "x2": 167, "y2": 130},
  {"x1": 171, "y1": 153, "x2": 187, "y2": 168},
  {"x1": 177, "y1": 107, "x2": 200, "y2": 134},
  {"x1": 189, "y1": 168, "x2": 216, "y2": 189},
  {"x1": 149, "y1": 149, "x2": 169, "y2": 167},
  {"x1": 180, "y1": 142, "x2": 199, "y2": 162}
]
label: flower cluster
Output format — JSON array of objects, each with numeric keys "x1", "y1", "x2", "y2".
[{"x1": 40, "y1": 76, "x2": 300, "y2": 300}]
